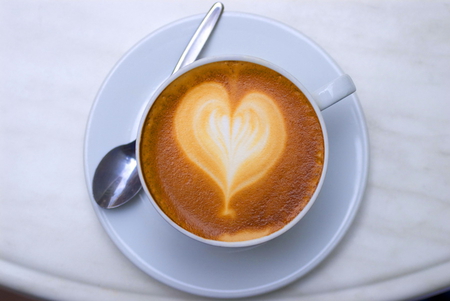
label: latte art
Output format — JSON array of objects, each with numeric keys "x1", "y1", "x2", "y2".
[
  {"x1": 175, "y1": 82, "x2": 286, "y2": 216},
  {"x1": 139, "y1": 60, "x2": 325, "y2": 242}
]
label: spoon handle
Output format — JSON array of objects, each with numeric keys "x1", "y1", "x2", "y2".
[{"x1": 172, "y1": 2, "x2": 224, "y2": 74}]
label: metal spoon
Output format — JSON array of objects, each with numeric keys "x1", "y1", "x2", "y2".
[{"x1": 92, "y1": 2, "x2": 224, "y2": 209}]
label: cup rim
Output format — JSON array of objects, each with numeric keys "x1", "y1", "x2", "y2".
[{"x1": 136, "y1": 55, "x2": 329, "y2": 248}]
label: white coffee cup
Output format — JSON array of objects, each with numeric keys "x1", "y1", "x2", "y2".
[{"x1": 137, "y1": 55, "x2": 356, "y2": 247}]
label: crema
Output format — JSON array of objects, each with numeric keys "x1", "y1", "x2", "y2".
[{"x1": 140, "y1": 61, "x2": 324, "y2": 242}]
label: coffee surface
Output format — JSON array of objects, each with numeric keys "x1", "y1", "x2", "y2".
[{"x1": 140, "y1": 61, "x2": 324, "y2": 242}]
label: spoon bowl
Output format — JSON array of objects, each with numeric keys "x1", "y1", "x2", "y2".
[{"x1": 93, "y1": 141, "x2": 140, "y2": 208}]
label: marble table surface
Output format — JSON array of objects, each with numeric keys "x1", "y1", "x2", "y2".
[{"x1": 1, "y1": 1, "x2": 449, "y2": 300}]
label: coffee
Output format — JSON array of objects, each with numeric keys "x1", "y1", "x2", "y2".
[{"x1": 139, "y1": 60, "x2": 325, "y2": 242}]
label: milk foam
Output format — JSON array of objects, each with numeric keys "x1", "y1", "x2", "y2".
[{"x1": 175, "y1": 82, "x2": 286, "y2": 216}]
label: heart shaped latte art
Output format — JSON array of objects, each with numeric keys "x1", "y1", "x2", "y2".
[{"x1": 174, "y1": 82, "x2": 286, "y2": 216}]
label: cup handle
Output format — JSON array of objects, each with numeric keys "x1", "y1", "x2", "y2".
[{"x1": 311, "y1": 74, "x2": 356, "y2": 110}]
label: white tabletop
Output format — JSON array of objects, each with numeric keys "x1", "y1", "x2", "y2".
[{"x1": 1, "y1": 1, "x2": 449, "y2": 300}]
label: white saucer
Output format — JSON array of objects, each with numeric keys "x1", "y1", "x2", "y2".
[{"x1": 84, "y1": 12, "x2": 369, "y2": 299}]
